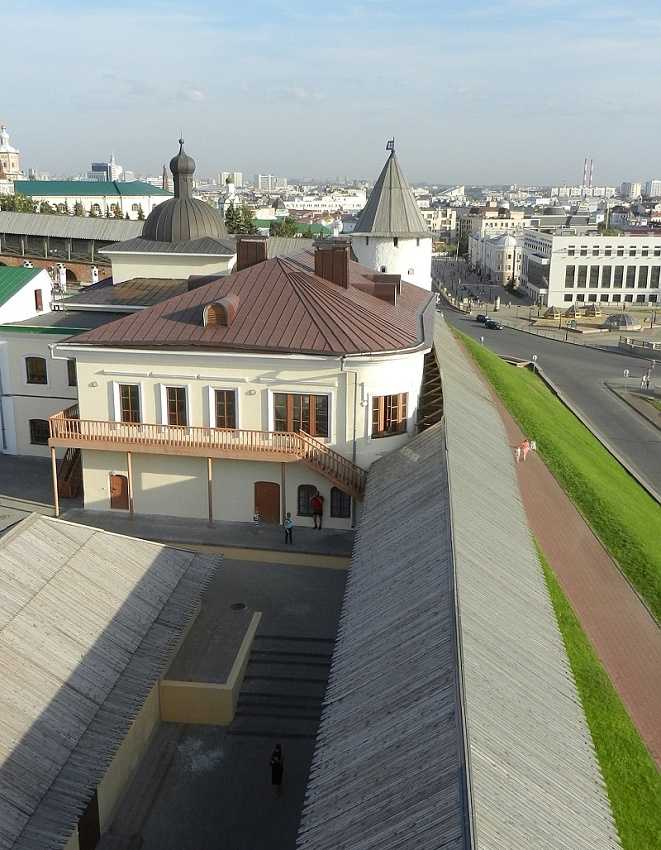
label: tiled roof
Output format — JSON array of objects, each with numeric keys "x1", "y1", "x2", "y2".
[
  {"x1": 0, "y1": 266, "x2": 41, "y2": 308},
  {"x1": 70, "y1": 253, "x2": 431, "y2": 356},
  {"x1": 14, "y1": 180, "x2": 172, "y2": 197},
  {"x1": 353, "y1": 151, "x2": 429, "y2": 237}
]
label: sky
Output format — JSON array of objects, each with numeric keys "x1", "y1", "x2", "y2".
[{"x1": 4, "y1": 0, "x2": 661, "y2": 185}]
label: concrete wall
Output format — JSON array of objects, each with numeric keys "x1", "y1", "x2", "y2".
[
  {"x1": 351, "y1": 235, "x2": 432, "y2": 290},
  {"x1": 107, "y1": 251, "x2": 236, "y2": 284},
  {"x1": 0, "y1": 332, "x2": 78, "y2": 456},
  {"x1": 160, "y1": 612, "x2": 261, "y2": 725},
  {"x1": 0, "y1": 254, "x2": 111, "y2": 282}
]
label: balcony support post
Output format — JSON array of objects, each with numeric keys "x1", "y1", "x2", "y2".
[
  {"x1": 280, "y1": 462, "x2": 286, "y2": 525},
  {"x1": 207, "y1": 457, "x2": 213, "y2": 525},
  {"x1": 51, "y1": 447, "x2": 60, "y2": 518},
  {"x1": 127, "y1": 451, "x2": 134, "y2": 517}
]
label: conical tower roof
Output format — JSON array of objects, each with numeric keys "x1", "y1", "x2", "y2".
[{"x1": 353, "y1": 148, "x2": 428, "y2": 237}]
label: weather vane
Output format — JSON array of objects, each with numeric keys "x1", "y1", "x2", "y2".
[{"x1": 386, "y1": 138, "x2": 395, "y2": 152}]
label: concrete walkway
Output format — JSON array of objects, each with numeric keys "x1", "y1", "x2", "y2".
[
  {"x1": 60, "y1": 508, "x2": 355, "y2": 558},
  {"x1": 467, "y1": 353, "x2": 661, "y2": 767}
]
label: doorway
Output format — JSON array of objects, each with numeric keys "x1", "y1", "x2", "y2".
[
  {"x1": 109, "y1": 474, "x2": 129, "y2": 510},
  {"x1": 254, "y1": 481, "x2": 280, "y2": 524},
  {"x1": 78, "y1": 789, "x2": 101, "y2": 850}
]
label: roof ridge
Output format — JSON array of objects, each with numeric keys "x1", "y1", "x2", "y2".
[{"x1": 277, "y1": 258, "x2": 340, "y2": 350}]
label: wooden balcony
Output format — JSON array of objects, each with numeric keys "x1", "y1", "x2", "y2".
[{"x1": 48, "y1": 405, "x2": 367, "y2": 499}]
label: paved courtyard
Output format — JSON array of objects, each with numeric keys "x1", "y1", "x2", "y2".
[{"x1": 102, "y1": 557, "x2": 347, "y2": 850}]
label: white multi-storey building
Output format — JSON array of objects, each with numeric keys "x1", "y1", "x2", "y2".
[
  {"x1": 468, "y1": 232, "x2": 522, "y2": 285},
  {"x1": 351, "y1": 145, "x2": 432, "y2": 290},
  {"x1": 620, "y1": 182, "x2": 642, "y2": 200},
  {"x1": 521, "y1": 230, "x2": 661, "y2": 307},
  {"x1": 419, "y1": 207, "x2": 457, "y2": 240},
  {"x1": 285, "y1": 190, "x2": 367, "y2": 213},
  {"x1": 645, "y1": 179, "x2": 661, "y2": 198},
  {"x1": 256, "y1": 174, "x2": 287, "y2": 192}
]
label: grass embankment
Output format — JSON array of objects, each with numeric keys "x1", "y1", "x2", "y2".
[
  {"x1": 457, "y1": 331, "x2": 661, "y2": 620},
  {"x1": 539, "y1": 546, "x2": 661, "y2": 850}
]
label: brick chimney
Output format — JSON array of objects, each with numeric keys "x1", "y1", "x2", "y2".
[
  {"x1": 236, "y1": 236, "x2": 268, "y2": 272},
  {"x1": 314, "y1": 238, "x2": 351, "y2": 288}
]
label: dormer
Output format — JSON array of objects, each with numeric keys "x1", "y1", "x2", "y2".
[{"x1": 203, "y1": 294, "x2": 239, "y2": 327}]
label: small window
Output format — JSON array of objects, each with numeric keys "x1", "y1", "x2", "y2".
[
  {"x1": 330, "y1": 487, "x2": 351, "y2": 518},
  {"x1": 372, "y1": 393, "x2": 408, "y2": 438},
  {"x1": 612, "y1": 293, "x2": 621, "y2": 302},
  {"x1": 26, "y1": 356, "x2": 47, "y2": 385},
  {"x1": 567, "y1": 246, "x2": 575, "y2": 256},
  {"x1": 119, "y1": 384, "x2": 141, "y2": 423},
  {"x1": 563, "y1": 294, "x2": 573, "y2": 302},
  {"x1": 635, "y1": 294, "x2": 645, "y2": 303},
  {"x1": 592, "y1": 246, "x2": 599, "y2": 256},
  {"x1": 214, "y1": 389, "x2": 236, "y2": 429},
  {"x1": 576, "y1": 293, "x2": 585, "y2": 302},
  {"x1": 600, "y1": 293, "x2": 609, "y2": 302},
  {"x1": 604, "y1": 247, "x2": 612, "y2": 256},
  {"x1": 29, "y1": 419, "x2": 49, "y2": 445},
  {"x1": 393, "y1": 237, "x2": 399, "y2": 247},
  {"x1": 166, "y1": 386, "x2": 187, "y2": 426},
  {"x1": 579, "y1": 246, "x2": 587, "y2": 256},
  {"x1": 297, "y1": 484, "x2": 317, "y2": 516},
  {"x1": 34, "y1": 289, "x2": 43, "y2": 312},
  {"x1": 624, "y1": 294, "x2": 633, "y2": 302},
  {"x1": 629, "y1": 247, "x2": 636, "y2": 257},
  {"x1": 588, "y1": 293, "x2": 597, "y2": 302},
  {"x1": 67, "y1": 358, "x2": 77, "y2": 387},
  {"x1": 616, "y1": 246, "x2": 624, "y2": 256},
  {"x1": 626, "y1": 267, "x2": 636, "y2": 288},
  {"x1": 380, "y1": 265, "x2": 386, "y2": 273}
]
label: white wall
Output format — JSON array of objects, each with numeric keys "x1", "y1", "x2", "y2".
[
  {"x1": 351, "y1": 235, "x2": 432, "y2": 290},
  {"x1": 0, "y1": 332, "x2": 78, "y2": 456},
  {"x1": 25, "y1": 193, "x2": 168, "y2": 220},
  {"x1": 0, "y1": 269, "x2": 53, "y2": 324},
  {"x1": 106, "y1": 251, "x2": 236, "y2": 284}
]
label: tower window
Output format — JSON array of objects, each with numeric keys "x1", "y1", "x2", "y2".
[
  {"x1": 393, "y1": 237, "x2": 399, "y2": 247},
  {"x1": 416, "y1": 238, "x2": 420, "y2": 246},
  {"x1": 380, "y1": 265, "x2": 386, "y2": 273},
  {"x1": 365, "y1": 237, "x2": 369, "y2": 245}
]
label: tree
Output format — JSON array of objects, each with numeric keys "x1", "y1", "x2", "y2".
[
  {"x1": 137, "y1": 204, "x2": 145, "y2": 221},
  {"x1": 39, "y1": 200, "x2": 55, "y2": 214},
  {"x1": 238, "y1": 204, "x2": 257, "y2": 235},
  {"x1": 269, "y1": 216, "x2": 298, "y2": 237},
  {"x1": 74, "y1": 201, "x2": 85, "y2": 217},
  {"x1": 88, "y1": 205, "x2": 98, "y2": 218},
  {"x1": 111, "y1": 204, "x2": 123, "y2": 219},
  {"x1": 224, "y1": 201, "x2": 240, "y2": 233},
  {"x1": 0, "y1": 192, "x2": 36, "y2": 213}
]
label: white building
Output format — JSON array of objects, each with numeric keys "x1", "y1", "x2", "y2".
[
  {"x1": 645, "y1": 179, "x2": 661, "y2": 198},
  {"x1": 521, "y1": 230, "x2": 661, "y2": 307},
  {"x1": 620, "y1": 182, "x2": 642, "y2": 200},
  {"x1": 88, "y1": 154, "x2": 124, "y2": 182},
  {"x1": 0, "y1": 124, "x2": 23, "y2": 181},
  {"x1": 418, "y1": 206, "x2": 457, "y2": 240},
  {"x1": 351, "y1": 145, "x2": 432, "y2": 290},
  {"x1": 13, "y1": 179, "x2": 172, "y2": 220},
  {"x1": 48, "y1": 239, "x2": 435, "y2": 529},
  {"x1": 256, "y1": 174, "x2": 287, "y2": 192},
  {"x1": 468, "y1": 231, "x2": 523, "y2": 285},
  {"x1": 285, "y1": 190, "x2": 367, "y2": 213},
  {"x1": 221, "y1": 171, "x2": 243, "y2": 188}
]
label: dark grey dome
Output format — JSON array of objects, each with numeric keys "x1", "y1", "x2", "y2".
[{"x1": 142, "y1": 138, "x2": 227, "y2": 243}]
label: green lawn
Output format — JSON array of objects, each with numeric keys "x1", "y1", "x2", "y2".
[
  {"x1": 539, "y1": 546, "x2": 661, "y2": 850},
  {"x1": 458, "y1": 331, "x2": 661, "y2": 620}
]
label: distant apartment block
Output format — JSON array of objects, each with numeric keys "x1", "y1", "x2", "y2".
[
  {"x1": 256, "y1": 174, "x2": 287, "y2": 192},
  {"x1": 419, "y1": 206, "x2": 456, "y2": 240},
  {"x1": 620, "y1": 181, "x2": 642, "y2": 199},
  {"x1": 645, "y1": 179, "x2": 661, "y2": 198},
  {"x1": 220, "y1": 171, "x2": 243, "y2": 188},
  {"x1": 522, "y1": 230, "x2": 661, "y2": 307}
]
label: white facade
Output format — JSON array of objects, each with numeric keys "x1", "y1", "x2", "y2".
[
  {"x1": 0, "y1": 125, "x2": 22, "y2": 181},
  {"x1": 100, "y1": 249, "x2": 236, "y2": 284},
  {"x1": 285, "y1": 191, "x2": 367, "y2": 213},
  {"x1": 645, "y1": 179, "x2": 661, "y2": 198},
  {"x1": 56, "y1": 343, "x2": 428, "y2": 527},
  {"x1": 419, "y1": 207, "x2": 457, "y2": 239},
  {"x1": 620, "y1": 182, "x2": 642, "y2": 200},
  {"x1": 220, "y1": 171, "x2": 243, "y2": 188},
  {"x1": 351, "y1": 234, "x2": 433, "y2": 290},
  {"x1": 469, "y1": 232, "x2": 522, "y2": 285},
  {"x1": 256, "y1": 175, "x2": 287, "y2": 192},
  {"x1": 521, "y1": 230, "x2": 661, "y2": 306},
  {"x1": 0, "y1": 268, "x2": 53, "y2": 324}
]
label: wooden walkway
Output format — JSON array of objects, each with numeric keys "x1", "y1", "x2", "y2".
[{"x1": 475, "y1": 364, "x2": 661, "y2": 768}]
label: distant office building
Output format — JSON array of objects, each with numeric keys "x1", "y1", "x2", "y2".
[
  {"x1": 88, "y1": 154, "x2": 124, "y2": 182},
  {"x1": 645, "y1": 179, "x2": 661, "y2": 198},
  {"x1": 256, "y1": 174, "x2": 287, "y2": 192},
  {"x1": 521, "y1": 230, "x2": 661, "y2": 306},
  {"x1": 418, "y1": 206, "x2": 457, "y2": 240},
  {"x1": 13, "y1": 179, "x2": 171, "y2": 220},
  {"x1": 620, "y1": 181, "x2": 642, "y2": 199},
  {"x1": 469, "y1": 231, "x2": 522, "y2": 285},
  {"x1": 0, "y1": 124, "x2": 23, "y2": 181},
  {"x1": 220, "y1": 171, "x2": 243, "y2": 188}
]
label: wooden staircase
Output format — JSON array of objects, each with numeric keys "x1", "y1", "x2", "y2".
[
  {"x1": 298, "y1": 431, "x2": 367, "y2": 499},
  {"x1": 57, "y1": 448, "x2": 82, "y2": 498},
  {"x1": 417, "y1": 348, "x2": 443, "y2": 432}
]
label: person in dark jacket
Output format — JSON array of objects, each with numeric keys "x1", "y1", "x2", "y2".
[
  {"x1": 270, "y1": 744, "x2": 284, "y2": 793},
  {"x1": 310, "y1": 491, "x2": 324, "y2": 529}
]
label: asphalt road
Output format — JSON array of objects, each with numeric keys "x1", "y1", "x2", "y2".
[{"x1": 445, "y1": 311, "x2": 661, "y2": 496}]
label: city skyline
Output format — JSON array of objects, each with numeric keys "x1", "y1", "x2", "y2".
[{"x1": 4, "y1": 0, "x2": 661, "y2": 184}]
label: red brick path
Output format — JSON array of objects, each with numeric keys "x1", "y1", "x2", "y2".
[{"x1": 475, "y1": 363, "x2": 661, "y2": 767}]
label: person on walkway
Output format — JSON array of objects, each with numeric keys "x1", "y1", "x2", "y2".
[
  {"x1": 270, "y1": 744, "x2": 284, "y2": 794},
  {"x1": 515, "y1": 444, "x2": 522, "y2": 463},
  {"x1": 284, "y1": 512, "x2": 294, "y2": 545},
  {"x1": 521, "y1": 438, "x2": 531, "y2": 461},
  {"x1": 311, "y1": 491, "x2": 324, "y2": 529}
]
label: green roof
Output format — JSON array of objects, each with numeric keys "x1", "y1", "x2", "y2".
[
  {"x1": 0, "y1": 267, "x2": 41, "y2": 308},
  {"x1": 14, "y1": 180, "x2": 172, "y2": 198}
]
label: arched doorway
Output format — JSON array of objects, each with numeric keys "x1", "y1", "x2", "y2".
[
  {"x1": 66, "y1": 268, "x2": 78, "y2": 285},
  {"x1": 110, "y1": 474, "x2": 129, "y2": 510},
  {"x1": 254, "y1": 481, "x2": 280, "y2": 524}
]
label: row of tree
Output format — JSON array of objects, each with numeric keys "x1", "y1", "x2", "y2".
[
  {"x1": 224, "y1": 202, "x2": 257, "y2": 234},
  {"x1": 0, "y1": 193, "x2": 145, "y2": 219}
]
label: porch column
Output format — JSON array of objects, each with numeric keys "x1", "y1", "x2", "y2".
[
  {"x1": 207, "y1": 457, "x2": 213, "y2": 525},
  {"x1": 51, "y1": 447, "x2": 60, "y2": 518},
  {"x1": 127, "y1": 451, "x2": 134, "y2": 516},
  {"x1": 281, "y1": 462, "x2": 286, "y2": 524}
]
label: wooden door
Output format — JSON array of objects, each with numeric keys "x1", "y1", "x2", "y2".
[
  {"x1": 78, "y1": 789, "x2": 101, "y2": 850},
  {"x1": 254, "y1": 481, "x2": 280, "y2": 524},
  {"x1": 110, "y1": 474, "x2": 129, "y2": 510}
]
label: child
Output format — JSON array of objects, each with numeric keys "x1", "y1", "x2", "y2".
[{"x1": 284, "y1": 512, "x2": 294, "y2": 545}]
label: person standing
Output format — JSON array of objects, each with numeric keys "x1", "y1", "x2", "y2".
[
  {"x1": 284, "y1": 512, "x2": 294, "y2": 545},
  {"x1": 310, "y1": 490, "x2": 324, "y2": 530},
  {"x1": 270, "y1": 744, "x2": 284, "y2": 794},
  {"x1": 521, "y1": 439, "x2": 531, "y2": 461}
]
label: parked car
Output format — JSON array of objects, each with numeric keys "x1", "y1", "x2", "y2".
[
  {"x1": 485, "y1": 319, "x2": 503, "y2": 330},
  {"x1": 476, "y1": 314, "x2": 489, "y2": 323}
]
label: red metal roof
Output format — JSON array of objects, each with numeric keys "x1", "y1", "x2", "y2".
[{"x1": 72, "y1": 252, "x2": 431, "y2": 356}]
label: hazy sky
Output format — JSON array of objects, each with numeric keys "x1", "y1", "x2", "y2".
[{"x1": 4, "y1": 0, "x2": 661, "y2": 185}]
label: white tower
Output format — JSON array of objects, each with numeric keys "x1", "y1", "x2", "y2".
[{"x1": 351, "y1": 141, "x2": 432, "y2": 290}]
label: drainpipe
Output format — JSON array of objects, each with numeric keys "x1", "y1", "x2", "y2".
[
  {"x1": 0, "y1": 353, "x2": 7, "y2": 452},
  {"x1": 340, "y1": 356, "x2": 360, "y2": 528}
]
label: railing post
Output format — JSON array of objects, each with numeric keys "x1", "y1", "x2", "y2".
[
  {"x1": 207, "y1": 457, "x2": 213, "y2": 525},
  {"x1": 51, "y1": 447, "x2": 60, "y2": 518}
]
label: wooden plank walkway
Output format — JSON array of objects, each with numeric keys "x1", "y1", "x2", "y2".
[{"x1": 471, "y1": 358, "x2": 661, "y2": 768}]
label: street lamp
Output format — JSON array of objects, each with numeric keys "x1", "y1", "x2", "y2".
[
  {"x1": 480, "y1": 336, "x2": 484, "y2": 345},
  {"x1": 532, "y1": 354, "x2": 538, "y2": 374}
]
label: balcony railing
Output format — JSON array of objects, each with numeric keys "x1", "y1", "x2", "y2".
[{"x1": 48, "y1": 408, "x2": 367, "y2": 497}]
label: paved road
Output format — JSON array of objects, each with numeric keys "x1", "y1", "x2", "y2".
[{"x1": 445, "y1": 311, "x2": 661, "y2": 496}]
